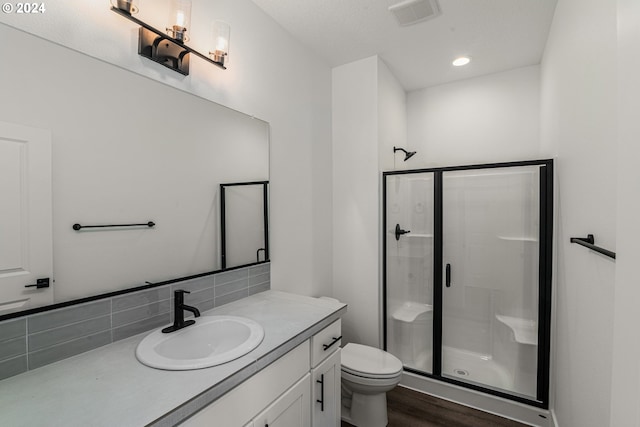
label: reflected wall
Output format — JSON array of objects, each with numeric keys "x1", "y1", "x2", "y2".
[{"x1": 0, "y1": 24, "x2": 269, "y2": 311}]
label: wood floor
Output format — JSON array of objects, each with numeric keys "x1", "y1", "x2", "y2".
[{"x1": 341, "y1": 386, "x2": 530, "y2": 427}]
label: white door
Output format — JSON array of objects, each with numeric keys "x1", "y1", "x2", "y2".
[
  {"x1": 253, "y1": 374, "x2": 311, "y2": 427},
  {"x1": 0, "y1": 121, "x2": 53, "y2": 313},
  {"x1": 311, "y1": 349, "x2": 341, "y2": 427}
]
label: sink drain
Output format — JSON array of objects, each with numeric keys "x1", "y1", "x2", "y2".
[{"x1": 453, "y1": 368, "x2": 469, "y2": 376}]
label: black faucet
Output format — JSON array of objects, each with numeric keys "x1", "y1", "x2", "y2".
[{"x1": 162, "y1": 290, "x2": 201, "y2": 333}]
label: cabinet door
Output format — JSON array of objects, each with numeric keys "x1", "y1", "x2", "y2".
[
  {"x1": 253, "y1": 374, "x2": 311, "y2": 427},
  {"x1": 311, "y1": 349, "x2": 341, "y2": 427},
  {"x1": 180, "y1": 342, "x2": 310, "y2": 427}
]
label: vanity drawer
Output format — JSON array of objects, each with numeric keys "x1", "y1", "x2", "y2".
[{"x1": 310, "y1": 319, "x2": 341, "y2": 367}]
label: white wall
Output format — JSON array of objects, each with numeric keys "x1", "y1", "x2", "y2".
[
  {"x1": 378, "y1": 58, "x2": 408, "y2": 172},
  {"x1": 540, "y1": 0, "x2": 618, "y2": 425},
  {"x1": 332, "y1": 56, "x2": 406, "y2": 347},
  {"x1": 407, "y1": 66, "x2": 542, "y2": 168},
  {"x1": 610, "y1": 0, "x2": 640, "y2": 424},
  {"x1": 332, "y1": 56, "x2": 380, "y2": 347},
  {"x1": 0, "y1": 0, "x2": 333, "y2": 298}
]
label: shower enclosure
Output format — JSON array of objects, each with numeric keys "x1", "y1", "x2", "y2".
[{"x1": 383, "y1": 160, "x2": 553, "y2": 408}]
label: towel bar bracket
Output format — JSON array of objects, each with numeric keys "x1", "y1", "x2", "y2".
[{"x1": 570, "y1": 234, "x2": 615, "y2": 259}]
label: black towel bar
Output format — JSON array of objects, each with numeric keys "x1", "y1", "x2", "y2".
[
  {"x1": 73, "y1": 221, "x2": 155, "y2": 231},
  {"x1": 570, "y1": 234, "x2": 616, "y2": 259}
]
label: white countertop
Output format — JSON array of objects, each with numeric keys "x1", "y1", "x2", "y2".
[{"x1": 0, "y1": 291, "x2": 346, "y2": 427}]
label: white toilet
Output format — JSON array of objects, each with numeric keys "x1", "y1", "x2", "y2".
[{"x1": 341, "y1": 343, "x2": 403, "y2": 427}]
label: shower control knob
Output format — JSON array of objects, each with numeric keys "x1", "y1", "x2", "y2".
[{"x1": 395, "y1": 224, "x2": 410, "y2": 241}]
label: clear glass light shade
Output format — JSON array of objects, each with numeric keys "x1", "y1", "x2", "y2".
[
  {"x1": 168, "y1": 0, "x2": 192, "y2": 42},
  {"x1": 111, "y1": 0, "x2": 138, "y2": 14},
  {"x1": 210, "y1": 21, "x2": 231, "y2": 65}
]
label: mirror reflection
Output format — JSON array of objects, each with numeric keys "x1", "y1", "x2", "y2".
[
  {"x1": 220, "y1": 181, "x2": 270, "y2": 269},
  {"x1": 0, "y1": 24, "x2": 269, "y2": 315}
]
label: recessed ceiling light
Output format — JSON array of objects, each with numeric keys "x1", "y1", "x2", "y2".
[{"x1": 452, "y1": 56, "x2": 471, "y2": 67}]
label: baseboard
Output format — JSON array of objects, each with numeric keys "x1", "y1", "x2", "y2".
[{"x1": 400, "y1": 372, "x2": 556, "y2": 427}]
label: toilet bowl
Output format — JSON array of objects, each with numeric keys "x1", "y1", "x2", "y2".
[{"x1": 341, "y1": 343, "x2": 403, "y2": 427}]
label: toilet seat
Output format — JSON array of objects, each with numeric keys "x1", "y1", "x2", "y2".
[
  {"x1": 342, "y1": 365, "x2": 402, "y2": 379},
  {"x1": 341, "y1": 368, "x2": 402, "y2": 387},
  {"x1": 341, "y1": 343, "x2": 403, "y2": 379}
]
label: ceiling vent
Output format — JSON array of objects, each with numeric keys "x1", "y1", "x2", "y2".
[{"x1": 389, "y1": 0, "x2": 441, "y2": 26}]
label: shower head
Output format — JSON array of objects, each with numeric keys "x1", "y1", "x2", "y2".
[
  {"x1": 404, "y1": 150, "x2": 416, "y2": 161},
  {"x1": 393, "y1": 146, "x2": 417, "y2": 162}
]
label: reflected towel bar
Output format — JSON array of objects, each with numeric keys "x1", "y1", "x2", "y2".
[
  {"x1": 570, "y1": 234, "x2": 616, "y2": 259},
  {"x1": 73, "y1": 221, "x2": 155, "y2": 231}
]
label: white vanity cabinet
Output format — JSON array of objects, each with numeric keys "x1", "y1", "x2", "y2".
[
  {"x1": 310, "y1": 320, "x2": 342, "y2": 427},
  {"x1": 311, "y1": 349, "x2": 341, "y2": 427},
  {"x1": 180, "y1": 342, "x2": 310, "y2": 427},
  {"x1": 181, "y1": 319, "x2": 342, "y2": 427},
  {"x1": 250, "y1": 374, "x2": 311, "y2": 427}
]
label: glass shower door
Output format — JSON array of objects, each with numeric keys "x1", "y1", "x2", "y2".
[
  {"x1": 441, "y1": 166, "x2": 542, "y2": 399},
  {"x1": 385, "y1": 172, "x2": 434, "y2": 374}
]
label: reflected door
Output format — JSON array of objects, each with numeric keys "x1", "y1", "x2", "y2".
[
  {"x1": 441, "y1": 166, "x2": 545, "y2": 400},
  {"x1": 0, "y1": 122, "x2": 53, "y2": 313},
  {"x1": 384, "y1": 172, "x2": 434, "y2": 374}
]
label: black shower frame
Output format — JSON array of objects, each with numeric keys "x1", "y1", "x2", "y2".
[{"x1": 382, "y1": 159, "x2": 554, "y2": 409}]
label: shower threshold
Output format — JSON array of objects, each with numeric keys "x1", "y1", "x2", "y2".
[{"x1": 400, "y1": 370, "x2": 554, "y2": 427}]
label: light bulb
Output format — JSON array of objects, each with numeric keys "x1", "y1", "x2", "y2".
[
  {"x1": 167, "y1": 0, "x2": 191, "y2": 42},
  {"x1": 210, "y1": 21, "x2": 231, "y2": 66},
  {"x1": 452, "y1": 56, "x2": 471, "y2": 67}
]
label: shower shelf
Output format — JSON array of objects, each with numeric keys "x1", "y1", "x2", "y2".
[
  {"x1": 497, "y1": 236, "x2": 538, "y2": 242},
  {"x1": 495, "y1": 315, "x2": 538, "y2": 346}
]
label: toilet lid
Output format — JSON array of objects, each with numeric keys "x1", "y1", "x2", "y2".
[{"x1": 341, "y1": 343, "x2": 403, "y2": 378}]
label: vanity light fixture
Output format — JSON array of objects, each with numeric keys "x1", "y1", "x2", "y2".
[
  {"x1": 110, "y1": 0, "x2": 229, "y2": 76},
  {"x1": 452, "y1": 56, "x2": 471, "y2": 67}
]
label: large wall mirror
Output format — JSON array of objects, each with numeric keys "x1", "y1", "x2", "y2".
[{"x1": 0, "y1": 24, "x2": 269, "y2": 316}]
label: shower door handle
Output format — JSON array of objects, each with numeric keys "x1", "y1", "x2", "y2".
[{"x1": 445, "y1": 264, "x2": 451, "y2": 287}]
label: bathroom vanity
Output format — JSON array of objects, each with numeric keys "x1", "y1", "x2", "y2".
[
  {"x1": 183, "y1": 317, "x2": 342, "y2": 427},
  {"x1": 0, "y1": 291, "x2": 346, "y2": 427}
]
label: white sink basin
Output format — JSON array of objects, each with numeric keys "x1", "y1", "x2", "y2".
[{"x1": 136, "y1": 315, "x2": 265, "y2": 370}]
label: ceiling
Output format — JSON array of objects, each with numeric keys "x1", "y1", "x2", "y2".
[{"x1": 249, "y1": 0, "x2": 558, "y2": 91}]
